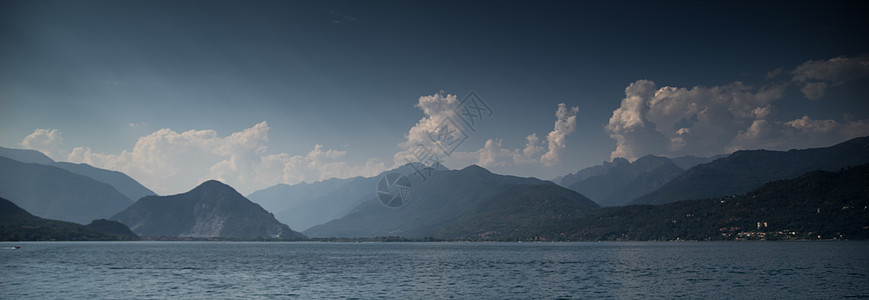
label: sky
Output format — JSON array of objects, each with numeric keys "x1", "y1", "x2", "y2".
[{"x1": 1, "y1": 0, "x2": 868, "y2": 195}]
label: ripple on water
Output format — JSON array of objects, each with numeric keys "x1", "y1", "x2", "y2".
[{"x1": 1, "y1": 241, "x2": 868, "y2": 299}]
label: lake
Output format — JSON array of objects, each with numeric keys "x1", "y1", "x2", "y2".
[{"x1": 1, "y1": 241, "x2": 867, "y2": 299}]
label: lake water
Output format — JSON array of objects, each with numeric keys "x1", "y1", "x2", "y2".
[{"x1": 1, "y1": 241, "x2": 867, "y2": 299}]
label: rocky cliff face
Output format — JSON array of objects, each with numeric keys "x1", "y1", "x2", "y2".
[{"x1": 112, "y1": 180, "x2": 305, "y2": 239}]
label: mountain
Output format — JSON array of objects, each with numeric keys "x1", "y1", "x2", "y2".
[
  {"x1": 248, "y1": 177, "x2": 367, "y2": 231},
  {"x1": 435, "y1": 183, "x2": 601, "y2": 240},
  {"x1": 0, "y1": 146, "x2": 55, "y2": 165},
  {"x1": 248, "y1": 163, "x2": 449, "y2": 231},
  {"x1": 0, "y1": 146, "x2": 156, "y2": 201},
  {"x1": 558, "y1": 158, "x2": 628, "y2": 188},
  {"x1": 52, "y1": 162, "x2": 155, "y2": 201},
  {"x1": 556, "y1": 155, "x2": 720, "y2": 207},
  {"x1": 111, "y1": 180, "x2": 305, "y2": 240},
  {"x1": 249, "y1": 178, "x2": 350, "y2": 215},
  {"x1": 0, "y1": 156, "x2": 133, "y2": 224},
  {"x1": 0, "y1": 197, "x2": 139, "y2": 241},
  {"x1": 564, "y1": 155, "x2": 685, "y2": 207},
  {"x1": 304, "y1": 165, "x2": 599, "y2": 238},
  {"x1": 535, "y1": 163, "x2": 869, "y2": 241},
  {"x1": 670, "y1": 154, "x2": 726, "y2": 170},
  {"x1": 632, "y1": 136, "x2": 869, "y2": 205}
]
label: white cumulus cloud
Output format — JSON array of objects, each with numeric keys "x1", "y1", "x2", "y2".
[
  {"x1": 540, "y1": 103, "x2": 580, "y2": 167},
  {"x1": 394, "y1": 92, "x2": 579, "y2": 169},
  {"x1": 46, "y1": 121, "x2": 386, "y2": 195},
  {"x1": 392, "y1": 92, "x2": 461, "y2": 167},
  {"x1": 606, "y1": 78, "x2": 869, "y2": 159},
  {"x1": 19, "y1": 128, "x2": 64, "y2": 160}
]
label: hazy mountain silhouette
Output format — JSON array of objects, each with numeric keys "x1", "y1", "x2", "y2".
[
  {"x1": 0, "y1": 156, "x2": 133, "y2": 224},
  {"x1": 632, "y1": 136, "x2": 869, "y2": 205},
  {"x1": 0, "y1": 197, "x2": 139, "y2": 241},
  {"x1": 52, "y1": 162, "x2": 155, "y2": 201},
  {"x1": 249, "y1": 178, "x2": 350, "y2": 216},
  {"x1": 670, "y1": 154, "x2": 726, "y2": 170},
  {"x1": 304, "y1": 165, "x2": 599, "y2": 238},
  {"x1": 0, "y1": 146, "x2": 55, "y2": 165},
  {"x1": 112, "y1": 180, "x2": 305, "y2": 239},
  {"x1": 563, "y1": 155, "x2": 683, "y2": 207},
  {"x1": 248, "y1": 163, "x2": 449, "y2": 231},
  {"x1": 556, "y1": 155, "x2": 720, "y2": 207},
  {"x1": 248, "y1": 177, "x2": 364, "y2": 231},
  {"x1": 0, "y1": 146, "x2": 156, "y2": 201}
]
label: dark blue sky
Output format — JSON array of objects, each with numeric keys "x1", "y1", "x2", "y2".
[{"x1": 2, "y1": 0, "x2": 867, "y2": 194}]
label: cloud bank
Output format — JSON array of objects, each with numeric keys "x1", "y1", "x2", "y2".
[
  {"x1": 606, "y1": 55, "x2": 869, "y2": 160},
  {"x1": 23, "y1": 121, "x2": 386, "y2": 195}
]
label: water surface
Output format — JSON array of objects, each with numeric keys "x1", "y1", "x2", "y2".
[{"x1": 1, "y1": 241, "x2": 867, "y2": 299}]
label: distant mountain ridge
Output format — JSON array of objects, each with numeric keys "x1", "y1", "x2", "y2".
[
  {"x1": 533, "y1": 163, "x2": 869, "y2": 241},
  {"x1": 0, "y1": 197, "x2": 139, "y2": 241},
  {"x1": 248, "y1": 177, "x2": 366, "y2": 231},
  {"x1": 0, "y1": 146, "x2": 156, "y2": 201},
  {"x1": 435, "y1": 182, "x2": 601, "y2": 240},
  {"x1": 557, "y1": 155, "x2": 720, "y2": 207},
  {"x1": 112, "y1": 180, "x2": 305, "y2": 240},
  {"x1": 248, "y1": 163, "x2": 449, "y2": 231},
  {"x1": 632, "y1": 136, "x2": 869, "y2": 205},
  {"x1": 52, "y1": 162, "x2": 155, "y2": 201},
  {"x1": 304, "y1": 165, "x2": 599, "y2": 238},
  {"x1": 0, "y1": 147, "x2": 55, "y2": 165},
  {"x1": 0, "y1": 156, "x2": 133, "y2": 224}
]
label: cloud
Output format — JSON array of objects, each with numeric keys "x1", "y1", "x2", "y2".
[
  {"x1": 606, "y1": 78, "x2": 869, "y2": 159},
  {"x1": 393, "y1": 92, "x2": 579, "y2": 169},
  {"x1": 253, "y1": 145, "x2": 384, "y2": 190},
  {"x1": 605, "y1": 80, "x2": 682, "y2": 160},
  {"x1": 392, "y1": 92, "x2": 461, "y2": 167},
  {"x1": 791, "y1": 54, "x2": 869, "y2": 99},
  {"x1": 19, "y1": 128, "x2": 64, "y2": 159},
  {"x1": 785, "y1": 115, "x2": 838, "y2": 133},
  {"x1": 57, "y1": 121, "x2": 385, "y2": 195},
  {"x1": 540, "y1": 103, "x2": 579, "y2": 167},
  {"x1": 516, "y1": 133, "x2": 544, "y2": 165},
  {"x1": 729, "y1": 115, "x2": 869, "y2": 152}
]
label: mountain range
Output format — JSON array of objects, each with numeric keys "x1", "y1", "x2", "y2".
[
  {"x1": 304, "y1": 165, "x2": 600, "y2": 238},
  {"x1": 0, "y1": 146, "x2": 156, "y2": 201},
  {"x1": 556, "y1": 154, "x2": 720, "y2": 207},
  {"x1": 632, "y1": 136, "x2": 869, "y2": 205},
  {"x1": 112, "y1": 180, "x2": 305, "y2": 240},
  {"x1": 559, "y1": 155, "x2": 682, "y2": 206},
  {"x1": 0, "y1": 156, "x2": 134, "y2": 224},
  {"x1": 2, "y1": 136, "x2": 867, "y2": 241},
  {"x1": 247, "y1": 177, "x2": 369, "y2": 231},
  {"x1": 0, "y1": 197, "x2": 139, "y2": 241},
  {"x1": 248, "y1": 163, "x2": 449, "y2": 231},
  {"x1": 531, "y1": 163, "x2": 869, "y2": 241}
]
